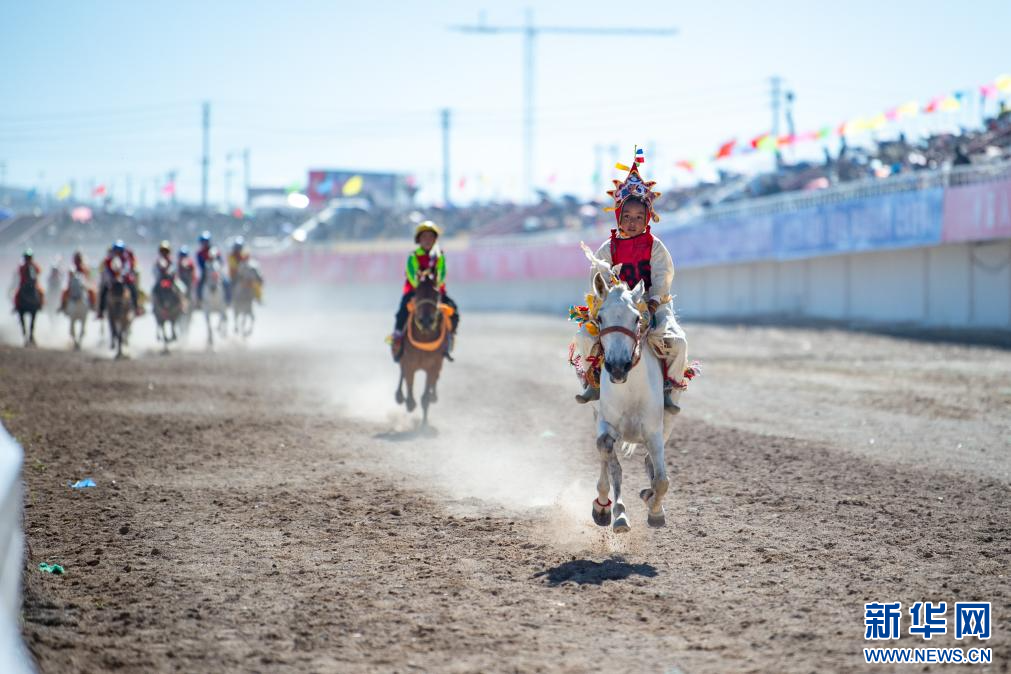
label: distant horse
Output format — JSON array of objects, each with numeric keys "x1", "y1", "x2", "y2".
[
  {"x1": 45, "y1": 265, "x2": 62, "y2": 323},
  {"x1": 177, "y1": 261, "x2": 196, "y2": 339},
  {"x1": 62, "y1": 271, "x2": 90, "y2": 350},
  {"x1": 201, "y1": 258, "x2": 229, "y2": 349},
  {"x1": 14, "y1": 266, "x2": 43, "y2": 347},
  {"x1": 105, "y1": 261, "x2": 133, "y2": 359},
  {"x1": 395, "y1": 273, "x2": 452, "y2": 426},
  {"x1": 152, "y1": 262, "x2": 186, "y2": 354},
  {"x1": 232, "y1": 258, "x2": 262, "y2": 338}
]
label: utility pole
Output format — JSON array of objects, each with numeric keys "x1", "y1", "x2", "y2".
[
  {"x1": 451, "y1": 12, "x2": 676, "y2": 202},
  {"x1": 201, "y1": 101, "x2": 210, "y2": 210},
  {"x1": 242, "y1": 148, "x2": 250, "y2": 208},
  {"x1": 784, "y1": 90, "x2": 796, "y2": 162},
  {"x1": 770, "y1": 76, "x2": 783, "y2": 168},
  {"x1": 126, "y1": 174, "x2": 133, "y2": 208},
  {"x1": 593, "y1": 144, "x2": 603, "y2": 194},
  {"x1": 224, "y1": 152, "x2": 233, "y2": 212},
  {"x1": 441, "y1": 109, "x2": 451, "y2": 206}
]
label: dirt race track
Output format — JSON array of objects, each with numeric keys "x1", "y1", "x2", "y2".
[{"x1": 1, "y1": 302, "x2": 1009, "y2": 673}]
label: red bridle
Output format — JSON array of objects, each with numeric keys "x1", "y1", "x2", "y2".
[{"x1": 598, "y1": 318, "x2": 646, "y2": 370}]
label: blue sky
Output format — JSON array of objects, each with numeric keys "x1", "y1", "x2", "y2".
[{"x1": 1, "y1": 0, "x2": 1008, "y2": 206}]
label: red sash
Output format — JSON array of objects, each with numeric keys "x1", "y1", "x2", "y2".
[{"x1": 609, "y1": 227, "x2": 654, "y2": 292}]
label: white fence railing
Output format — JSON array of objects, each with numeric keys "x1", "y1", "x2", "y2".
[
  {"x1": 662, "y1": 159, "x2": 1011, "y2": 228},
  {"x1": 0, "y1": 424, "x2": 32, "y2": 673}
]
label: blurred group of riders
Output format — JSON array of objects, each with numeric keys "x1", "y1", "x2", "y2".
[
  {"x1": 15, "y1": 148, "x2": 688, "y2": 416},
  {"x1": 12, "y1": 230, "x2": 263, "y2": 321}
]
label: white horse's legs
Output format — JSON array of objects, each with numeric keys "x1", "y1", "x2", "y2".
[
  {"x1": 609, "y1": 456, "x2": 630, "y2": 533},
  {"x1": 640, "y1": 430, "x2": 670, "y2": 527},
  {"x1": 592, "y1": 430, "x2": 614, "y2": 527},
  {"x1": 205, "y1": 311, "x2": 214, "y2": 348},
  {"x1": 70, "y1": 316, "x2": 84, "y2": 350}
]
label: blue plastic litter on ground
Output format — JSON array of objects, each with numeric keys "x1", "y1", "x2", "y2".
[{"x1": 69, "y1": 478, "x2": 97, "y2": 489}]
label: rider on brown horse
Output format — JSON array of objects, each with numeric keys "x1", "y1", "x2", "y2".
[
  {"x1": 98, "y1": 240, "x2": 142, "y2": 318},
  {"x1": 14, "y1": 249, "x2": 43, "y2": 310},
  {"x1": 390, "y1": 221, "x2": 459, "y2": 362}
]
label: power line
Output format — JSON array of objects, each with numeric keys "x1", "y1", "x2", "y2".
[
  {"x1": 0, "y1": 101, "x2": 198, "y2": 123},
  {"x1": 451, "y1": 10, "x2": 677, "y2": 201}
]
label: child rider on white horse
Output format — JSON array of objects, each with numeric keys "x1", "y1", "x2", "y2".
[{"x1": 573, "y1": 152, "x2": 688, "y2": 413}]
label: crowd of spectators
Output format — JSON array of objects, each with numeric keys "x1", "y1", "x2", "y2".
[{"x1": 4, "y1": 106, "x2": 1010, "y2": 248}]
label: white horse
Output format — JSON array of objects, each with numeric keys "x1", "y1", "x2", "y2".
[
  {"x1": 62, "y1": 271, "x2": 90, "y2": 350},
  {"x1": 45, "y1": 265, "x2": 62, "y2": 323},
  {"x1": 588, "y1": 271, "x2": 678, "y2": 533},
  {"x1": 232, "y1": 258, "x2": 261, "y2": 338},
  {"x1": 201, "y1": 258, "x2": 229, "y2": 349}
]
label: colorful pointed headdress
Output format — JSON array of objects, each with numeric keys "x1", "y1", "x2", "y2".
[{"x1": 604, "y1": 147, "x2": 662, "y2": 224}]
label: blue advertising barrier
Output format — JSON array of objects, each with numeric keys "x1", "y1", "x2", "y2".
[{"x1": 661, "y1": 187, "x2": 945, "y2": 268}]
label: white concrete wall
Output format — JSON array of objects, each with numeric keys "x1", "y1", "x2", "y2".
[
  {"x1": 671, "y1": 240, "x2": 1011, "y2": 330},
  {"x1": 309, "y1": 240, "x2": 1010, "y2": 332}
]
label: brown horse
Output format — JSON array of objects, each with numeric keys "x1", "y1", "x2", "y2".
[
  {"x1": 15, "y1": 268, "x2": 43, "y2": 347},
  {"x1": 395, "y1": 275, "x2": 451, "y2": 425},
  {"x1": 106, "y1": 278, "x2": 133, "y2": 359},
  {"x1": 152, "y1": 265, "x2": 186, "y2": 354}
]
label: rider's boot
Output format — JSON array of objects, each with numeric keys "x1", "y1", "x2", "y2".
[
  {"x1": 391, "y1": 329, "x2": 404, "y2": 362},
  {"x1": 96, "y1": 286, "x2": 107, "y2": 319},
  {"x1": 664, "y1": 382, "x2": 682, "y2": 414},
  {"x1": 443, "y1": 331, "x2": 455, "y2": 362},
  {"x1": 129, "y1": 284, "x2": 144, "y2": 316},
  {"x1": 575, "y1": 384, "x2": 599, "y2": 404}
]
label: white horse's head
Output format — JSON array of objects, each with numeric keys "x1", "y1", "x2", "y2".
[{"x1": 592, "y1": 272, "x2": 646, "y2": 384}]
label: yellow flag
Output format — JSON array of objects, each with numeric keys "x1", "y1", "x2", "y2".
[
  {"x1": 995, "y1": 74, "x2": 1011, "y2": 92},
  {"x1": 868, "y1": 114, "x2": 888, "y2": 131},
  {"x1": 897, "y1": 101, "x2": 919, "y2": 118},
  {"x1": 342, "y1": 175, "x2": 363, "y2": 197},
  {"x1": 56, "y1": 184, "x2": 72, "y2": 201},
  {"x1": 939, "y1": 96, "x2": 961, "y2": 113}
]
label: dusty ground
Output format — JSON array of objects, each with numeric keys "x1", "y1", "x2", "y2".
[{"x1": 1, "y1": 305, "x2": 1009, "y2": 673}]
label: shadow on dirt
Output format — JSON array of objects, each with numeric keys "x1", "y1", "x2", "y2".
[
  {"x1": 533, "y1": 556, "x2": 658, "y2": 586},
  {"x1": 374, "y1": 424, "x2": 440, "y2": 442}
]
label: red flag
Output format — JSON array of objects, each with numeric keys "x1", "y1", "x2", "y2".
[
  {"x1": 715, "y1": 139, "x2": 736, "y2": 159},
  {"x1": 675, "y1": 160, "x2": 695, "y2": 172},
  {"x1": 92, "y1": 184, "x2": 106, "y2": 197},
  {"x1": 161, "y1": 182, "x2": 176, "y2": 196},
  {"x1": 749, "y1": 133, "x2": 768, "y2": 149}
]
